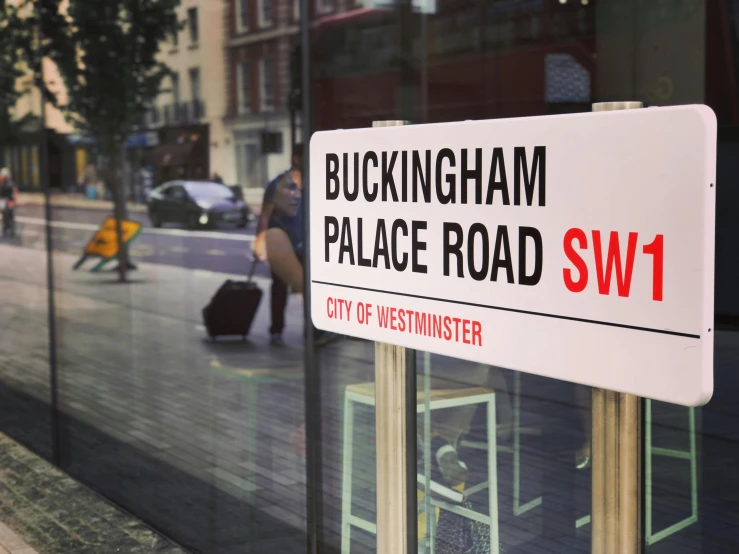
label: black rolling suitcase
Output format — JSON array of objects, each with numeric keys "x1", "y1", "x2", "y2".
[{"x1": 203, "y1": 258, "x2": 262, "y2": 340}]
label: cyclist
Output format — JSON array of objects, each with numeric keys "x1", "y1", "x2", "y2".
[{"x1": 0, "y1": 167, "x2": 17, "y2": 237}]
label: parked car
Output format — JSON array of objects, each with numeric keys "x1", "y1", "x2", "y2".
[{"x1": 147, "y1": 180, "x2": 252, "y2": 229}]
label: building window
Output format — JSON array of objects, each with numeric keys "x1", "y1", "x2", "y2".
[
  {"x1": 235, "y1": 139, "x2": 261, "y2": 188},
  {"x1": 172, "y1": 72, "x2": 180, "y2": 104},
  {"x1": 189, "y1": 68, "x2": 201, "y2": 102},
  {"x1": 317, "y1": 0, "x2": 333, "y2": 13},
  {"x1": 188, "y1": 7, "x2": 199, "y2": 44},
  {"x1": 258, "y1": 0, "x2": 272, "y2": 27},
  {"x1": 236, "y1": 0, "x2": 249, "y2": 31},
  {"x1": 237, "y1": 61, "x2": 251, "y2": 114},
  {"x1": 293, "y1": 0, "x2": 299, "y2": 21},
  {"x1": 259, "y1": 56, "x2": 275, "y2": 112}
]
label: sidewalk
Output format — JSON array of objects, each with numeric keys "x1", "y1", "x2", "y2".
[
  {"x1": 0, "y1": 432, "x2": 185, "y2": 553},
  {"x1": 0, "y1": 243, "x2": 316, "y2": 553}
]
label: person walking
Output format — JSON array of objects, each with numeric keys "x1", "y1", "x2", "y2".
[
  {"x1": 254, "y1": 146, "x2": 339, "y2": 347},
  {"x1": 254, "y1": 148, "x2": 305, "y2": 346}
]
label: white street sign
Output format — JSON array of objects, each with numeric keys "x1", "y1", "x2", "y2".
[{"x1": 309, "y1": 106, "x2": 716, "y2": 406}]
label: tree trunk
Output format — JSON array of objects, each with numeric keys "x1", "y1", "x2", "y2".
[
  {"x1": 106, "y1": 146, "x2": 128, "y2": 282},
  {"x1": 113, "y1": 178, "x2": 128, "y2": 283}
]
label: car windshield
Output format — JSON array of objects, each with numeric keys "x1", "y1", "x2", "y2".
[{"x1": 183, "y1": 182, "x2": 234, "y2": 199}]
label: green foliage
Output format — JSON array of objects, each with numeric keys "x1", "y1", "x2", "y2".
[
  {"x1": 0, "y1": 0, "x2": 32, "y2": 142},
  {"x1": 0, "y1": 2, "x2": 24, "y2": 106},
  {"x1": 50, "y1": 0, "x2": 180, "y2": 151},
  {"x1": 2, "y1": 0, "x2": 179, "y2": 148},
  {"x1": 1, "y1": 1, "x2": 71, "y2": 107}
]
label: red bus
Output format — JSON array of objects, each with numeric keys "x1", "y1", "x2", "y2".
[{"x1": 311, "y1": 0, "x2": 596, "y2": 130}]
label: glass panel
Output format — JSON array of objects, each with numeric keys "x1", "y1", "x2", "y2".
[
  {"x1": 3, "y1": 0, "x2": 739, "y2": 552},
  {"x1": 0, "y1": 3, "x2": 53, "y2": 461},
  {"x1": 309, "y1": 2, "x2": 594, "y2": 552},
  {"x1": 316, "y1": 339, "x2": 378, "y2": 551},
  {"x1": 310, "y1": 1, "x2": 734, "y2": 553},
  {"x1": 417, "y1": 356, "x2": 591, "y2": 553},
  {"x1": 0, "y1": 1, "x2": 307, "y2": 553},
  {"x1": 0, "y1": 153, "x2": 53, "y2": 459}
]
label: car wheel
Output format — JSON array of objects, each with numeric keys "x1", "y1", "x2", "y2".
[{"x1": 150, "y1": 211, "x2": 162, "y2": 228}]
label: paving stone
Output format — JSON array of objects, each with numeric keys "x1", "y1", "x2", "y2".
[{"x1": 0, "y1": 432, "x2": 187, "y2": 553}]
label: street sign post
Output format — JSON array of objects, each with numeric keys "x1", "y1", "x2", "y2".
[{"x1": 310, "y1": 105, "x2": 717, "y2": 407}]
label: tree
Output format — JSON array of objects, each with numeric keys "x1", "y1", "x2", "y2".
[
  {"x1": 1, "y1": 1, "x2": 70, "y2": 156},
  {"x1": 0, "y1": 1, "x2": 33, "y2": 159},
  {"x1": 45, "y1": 0, "x2": 179, "y2": 281}
]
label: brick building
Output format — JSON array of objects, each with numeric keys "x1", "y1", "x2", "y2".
[{"x1": 224, "y1": 0, "x2": 304, "y2": 190}]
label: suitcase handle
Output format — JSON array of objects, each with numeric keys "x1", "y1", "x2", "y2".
[{"x1": 247, "y1": 256, "x2": 260, "y2": 283}]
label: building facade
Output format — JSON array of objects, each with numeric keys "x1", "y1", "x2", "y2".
[
  {"x1": 224, "y1": 0, "x2": 301, "y2": 192},
  {"x1": 4, "y1": 56, "x2": 82, "y2": 192},
  {"x1": 141, "y1": 0, "x2": 231, "y2": 187}
]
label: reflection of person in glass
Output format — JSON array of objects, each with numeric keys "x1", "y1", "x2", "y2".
[
  {"x1": 256, "y1": 150, "x2": 340, "y2": 348},
  {"x1": 0, "y1": 168, "x2": 18, "y2": 237},
  {"x1": 255, "y1": 148, "x2": 305, "y2": 346},
  {"x1": 426, "y1": 364, "x2": 513, "y2": 487}
]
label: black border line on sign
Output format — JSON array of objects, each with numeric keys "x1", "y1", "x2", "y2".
[{"x1": 311, "y1": 280, "x2": 701, "y2": 340}]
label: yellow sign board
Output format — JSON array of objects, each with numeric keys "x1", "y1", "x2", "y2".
[{"x1": 84, "y1": 217, "x2": 142, "y2": 259}]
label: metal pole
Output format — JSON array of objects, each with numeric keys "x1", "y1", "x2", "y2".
[
  {"x1": 37, "y1": 2, "x2": 61, "y2": 468},
  {"x1": 372, "y1": 120, "x2": 416, "y2": 554},
  {"x1": 300, "y1": 3, "x2": 322, "y2": 553},
  {"x1": 591, "y1": 101, "x2": 644, "y2": 554}
]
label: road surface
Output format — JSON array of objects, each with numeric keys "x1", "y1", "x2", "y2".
[{"x1": 10, "y1": 204, "x2": 271, "y2": 278}]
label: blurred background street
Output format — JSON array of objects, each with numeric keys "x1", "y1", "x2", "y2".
[{"x1": 13, "y1": 195, "x2": 267, "y2": 277}]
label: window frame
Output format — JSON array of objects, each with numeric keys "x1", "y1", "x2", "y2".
[
  {"x1": 259, "y1": 56, "x2": 275, "y2": 112},
  {"x1": 257, "y1": 0, "x2": 273, "y2": 28},
  {"x1": 236, "y1": 0, "x2": 249, "y2": 32},
  {"x1": 237, "y1": 60, "x2": 252, "y2": 115},
  {"x1": 316, "y1": 0, "x2": 334, "y2": 15},
  {"x1": 171, "y1": 72, "x2": 181, "y2": 105},
  {"x1": 189, "y1": 67, "x2": 201, "y2": 102},
  {"x1": 187, "y1": 7, "x2": 199, "y2": 45}
]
